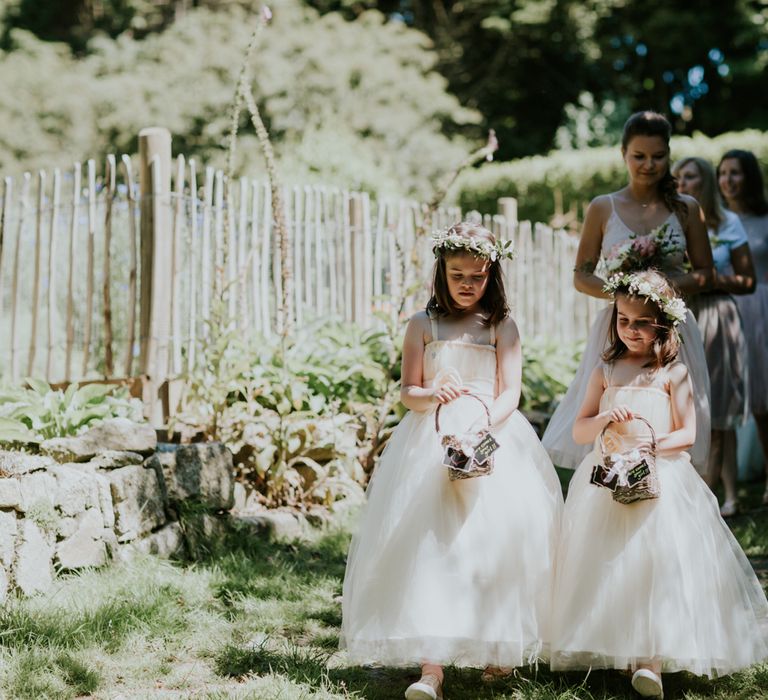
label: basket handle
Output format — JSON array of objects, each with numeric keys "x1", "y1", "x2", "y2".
[
  {"x1": 599, "y1": 415, "x2": 657, "y2": 456},
  {"x1": 435, "y1": 394, "x2": 491, "y2": 435}
]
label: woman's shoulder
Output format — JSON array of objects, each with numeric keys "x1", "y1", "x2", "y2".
[
  {"x1": 675, "y1": 193, "x2": 701, "y2": 218},
  {"x1": 587, "y1": 193, "x2": 615, "y2": 214},
  {"x1": 718, "y1": 210, "x2": 749, "y2": 246}
]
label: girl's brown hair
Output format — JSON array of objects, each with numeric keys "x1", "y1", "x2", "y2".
[
  {"x1": 621, "y1": 111, "x2": 687, "y2": 220},
  {"x1": 602, "y1": 269, "x2": 681, "y2": 369},
  {"x1": 426, "y1": 222, "x2": 510, "y2": 325},
  {"x1": 671, "y1": 156, "x2": 724, "y2": 229}
]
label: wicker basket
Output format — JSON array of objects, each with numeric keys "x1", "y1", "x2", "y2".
[
  {"x1": 435, "y1": 395, "x2": 497, "y2": 481},
  {"x1": 591, "y1": 415, "x2": 660, "y2": 504}
]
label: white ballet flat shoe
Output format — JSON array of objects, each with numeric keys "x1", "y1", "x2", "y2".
[
  {"x1": 720, "y1": 499, "x2": 739, "y2": 518},
  {"x1": 631, "y1": 668, "x2": 664, "y2": 698},
  {"x1": 405, "y1": 673, "x2": 443, "y2": 700}
]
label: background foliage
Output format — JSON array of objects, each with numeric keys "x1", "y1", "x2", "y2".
[
  {"x1": 456, "y1": 129, "x2": 768, "y2": 224},
  {"x1": 0, "y1": 1, "x2": 476, "y2": 198},
  {"x1": 1, "y1": 0, "x2": 766, "y2": 205}
]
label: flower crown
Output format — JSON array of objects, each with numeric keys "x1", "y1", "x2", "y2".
[
  {"x1": 603, "y1": 272, "x2": 687, "y2": 326},
  {"x1": 431, "y1": 226, "x2": 516, "y2": 262}
]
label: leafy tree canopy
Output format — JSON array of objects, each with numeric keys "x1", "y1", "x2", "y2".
[{"x1": 0, "y1": 1, "x2": 478, "y2": 197}]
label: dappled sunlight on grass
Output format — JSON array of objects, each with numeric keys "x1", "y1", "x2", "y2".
[{"x1": 0, "y1": 513, "x2": 765, "y2": 698}]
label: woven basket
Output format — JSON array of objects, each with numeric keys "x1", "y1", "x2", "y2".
[
  {"x1": 591, "y1": 415, "x2": 660, "y2": 504},
  {"x1": 435, "y1": 395, "x2": 496, "y2": 481}
]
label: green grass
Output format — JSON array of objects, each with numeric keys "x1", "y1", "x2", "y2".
[{"x1": 0, "y1": 505, "x2": 766, "y2": 699}]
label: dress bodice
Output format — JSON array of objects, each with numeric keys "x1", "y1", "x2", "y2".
[
  {"x1": 601, "y1": 196, "x2": 688, "y2": 274},
  {"x1": 423, "y1": 341, "x2": 497, "y2": 401},
  {"x1": 597, "y1": 364, "x2": 674, "y2": 441}
]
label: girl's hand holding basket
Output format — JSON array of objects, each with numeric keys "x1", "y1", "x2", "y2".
[{"x1": 590, "y1": 414, "x2": 661, "y2": 504}]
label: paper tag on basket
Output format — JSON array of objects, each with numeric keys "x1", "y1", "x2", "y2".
[
  {"x1": 473, "y1": 433, "x2": 499, "y2": 465},
  {"x1": 443, "y1": 446, "x2": 472, "y2": 471},
  {"x1": 625, "y1": 460, "x2": 651, "y2": 486}
]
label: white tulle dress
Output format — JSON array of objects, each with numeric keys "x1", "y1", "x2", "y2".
[
  {"x1": 341, "y1": 319, "x2": 564, "y2": 669},
  {"x1": 550, "y1": 363, "x2": 768, "y2": 677},
  {"x1": 542, "y1": 199, "x2": 711, "y2": 473}
]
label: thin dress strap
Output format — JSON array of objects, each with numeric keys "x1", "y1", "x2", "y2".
[
  {"x1": 430, "y1": 316, "x2": 439, "y2": 344},
  {"x1": 608, "y1": 194, "x2": 616, "y2": 212},
  {"x1": 489, "y1": 323, "x2": 496, "y2": 346},
  {"x1": 603, "y1": 362, "x2": 613, "y2": 387}
]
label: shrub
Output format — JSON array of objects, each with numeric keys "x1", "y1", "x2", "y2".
[
  {"x1": 0, "y1": 380, "x2": 144, "y2": 444},
  {"x1": 454, "y1": 129, "x2": 768, "y2": 224}
]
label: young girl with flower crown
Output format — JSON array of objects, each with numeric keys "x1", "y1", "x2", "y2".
[
  {"x1": 341, "y1": 222, "x2": 563, "y2": 700},
  {"x1": 550, "y1": 269, "x2": 768, "y2": 698}
]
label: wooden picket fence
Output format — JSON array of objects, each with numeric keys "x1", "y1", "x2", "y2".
[{"x1": 0, "y1": 128, "x2": 604, "y2": 414}]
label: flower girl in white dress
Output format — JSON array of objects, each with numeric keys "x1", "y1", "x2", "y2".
[
  {"x1": 550, "y1": 270, "x2": 768, "y2": 698},
  {"x1": 341, "y1": 222, "x2": 563, "y2": 700}
]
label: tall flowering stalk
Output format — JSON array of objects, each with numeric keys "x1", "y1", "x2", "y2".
[{"x1": 225, "y1": 5, "x2": 293, "y2": 337}]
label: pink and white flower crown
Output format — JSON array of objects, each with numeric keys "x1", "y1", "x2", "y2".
[{"x1": 603, "y1": 271, "x2": 687, "y2": 326}]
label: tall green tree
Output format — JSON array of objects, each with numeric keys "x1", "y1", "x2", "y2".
[{"x1": 588, "y1": 0, "x2": 768, "y2": 134}]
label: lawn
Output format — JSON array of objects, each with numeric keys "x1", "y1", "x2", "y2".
[{"x1": 1, "y1": 481, "x2": 767, "y2": 699}]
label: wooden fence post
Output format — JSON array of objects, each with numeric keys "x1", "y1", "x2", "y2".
[
  {"x1": 138, "y1": 127, "x2": 172, "y2": 426},
  {"x1": 497, "y1": 197, "x2": 518, "y2": 240}
]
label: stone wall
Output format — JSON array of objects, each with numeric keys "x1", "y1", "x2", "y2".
[{"x1": 0, "y1": 418, "x2": 234, "y2": 601}]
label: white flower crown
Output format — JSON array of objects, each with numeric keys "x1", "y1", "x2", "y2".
[
  {"x1": 603, "y1": 272, "x2": 687, "y2": 326},
  {"x1": 431, "y1": 226, "x2": 516, "y2": 262}
]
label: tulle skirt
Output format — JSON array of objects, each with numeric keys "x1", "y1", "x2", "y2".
[
  {"x1": 736, "y1": 283, "x2": 768, "y2": 415},
  {"x1": 551, "y1": 450, "x2": 768, "y2": 677},
  {"x1": 542, "y1": 307, "x2": 711, "y2": 473},
  {"x1": 341, "y1": 399, "x2": 563, "y2": 669},
  {"x1": 693, "y1": 293, "x2": 749, "y2": 430}
]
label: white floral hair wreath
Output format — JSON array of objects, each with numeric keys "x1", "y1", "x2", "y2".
[
  {"x1": 431, "y1": 225, "x2": 516, "y2": 262},
  {"x1": 603, "y1": 272, "x2": 687, "y2": 326}
]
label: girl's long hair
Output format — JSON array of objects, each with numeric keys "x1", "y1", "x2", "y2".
[
  {"x1": 426, "y1": 222, "x2": 510, "y2": 325},
  {"x1": 718, "y1": 149, "x2": 768, "y2": 216},
  {"x1": 602, "y1": 270, "x2": 681, "y2": 369},
  {"x1": 621, "y1": 111, "x2": 686, "y2": 219},
  {"x1": 672, "y1": 156, "x2": 724, "y2": 230}
]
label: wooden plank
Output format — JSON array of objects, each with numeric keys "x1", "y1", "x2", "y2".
[
  {"x1": 201, "y1": 167, "x2": 214, "y2": 330},
  {"x1": 187, "y1": 159, "x2": 199, "y2": 371},
  {"x1": 27, "y1": 170, "x2": 45, "y2": 377},
  {"x1": 314, "y1": 187, "x2": 324, "y2": 316},
  {"x1": 372, "y1": 197, "x2": 385, "y2": 301},
  {"x1": 10, "y1": 173, "x2": 31, "y2": 383},
  {"x1": 238, "y1": 177, "x2": 248, "y2": 329},
  {"x1": 171, "y1": 154, "x2": 185, "y2": 375},
  {"x1": 0, "y1": 177, "x2": 11, "y2": 324},
  {"x1": 121, "y1": 155, "x2": 138, "y2": 378},
  {"x1": 213, "y1": 169, "x2": 224, "y2": 300},
  {"x1": 102, "y1": 155, "x2": 116, "y2": 377},
  {"x1": 342, "y1": 191, "x2": 352, "y2": 322},
  {"x1": 46, "y1": 168, "x2": 61, "y2": 381},
  {"x1": 249, "y1": 179, "x2": 261, "y2": 334},
  {"x1": 303, "y1": 185, "x2": 313, "y2": 311},
  {"x1": 326, "y1": 189, "x2": 338, "y2": 316},
  {"x1": 260, "y1": 182, "x2": 272, "y2": 336},
  {"x1": 361, "y1": 192, "x2": 373, "y2": 327},
  {"x1": 292, "y1": 185, "x2": 303, "y2": 326},
  {"x1": 65, "y1": 163, "x2": 82, "y2": 381},
  {"x1": 272, "y1": 186, "x2": 285, "y2": 331},
  {"x1": 226, "y1": 178, "x2": 237, "y2": 324},
  {"x1": 81, "y1": 159, "x2": 96, "y2": 377}
]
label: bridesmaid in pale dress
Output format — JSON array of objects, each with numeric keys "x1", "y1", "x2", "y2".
[
  {"x1": 542, "y1": 111, "x2": 714, "y2": 473},
  {"x1": 718, "y1": 149, "x2": 768, "y2": 504},
  {"x1": 673, "y1": 156, "x2": 756, "y2": 517}
]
